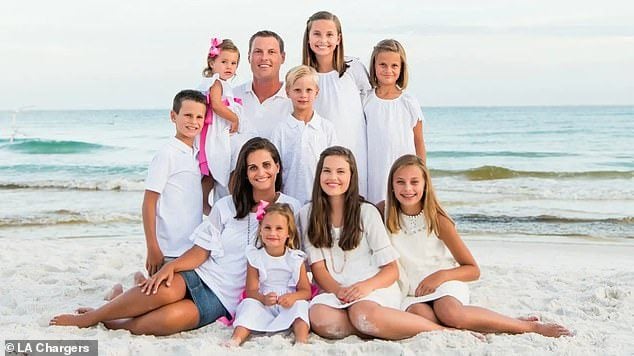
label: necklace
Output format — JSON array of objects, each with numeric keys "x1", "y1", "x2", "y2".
[
  {"x1": 401, "y1": 210, "x2": 425, "y2": 235},
  {"x1": 246, "y1": 213, "x2": 255, "y2": 246},
  {"x1": 325, "y1": 227, "x2": 346, "y2": 274}
]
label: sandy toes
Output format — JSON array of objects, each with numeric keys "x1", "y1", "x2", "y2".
[
  {"x1": 533, "y1": 322, "x2": 573, "y2": 338},
  {"x1": 49, "y1": 313, "x2": 97, "y2": 328}
]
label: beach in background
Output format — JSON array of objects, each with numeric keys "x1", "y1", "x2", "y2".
[{"x1": 1, "y1": 106, "x2": 633, "y2": 354}]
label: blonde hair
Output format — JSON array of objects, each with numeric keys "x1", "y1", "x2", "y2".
[
  {"x1": 285, "y1": 65, "x2": 319, "y2": 92},
  {"x1": 255, "y1": 203, "x2": 300, "y2": 250},
  {"x1": 385, "y1": 155, "x2": 453, "y2": 236},
  {"x1": 302, "y1": 11, "x2": 348, "y2": 77},
  {"x1": 369, "y1": 39, "x2": 409, "y2": 89},
  {"x1": 202, "y1": 39, "x2": 241, "y2": 78}
]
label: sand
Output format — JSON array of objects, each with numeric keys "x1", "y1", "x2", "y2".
[{"x1": 1, "y1": 235, "x2": 633, "y2": 355}]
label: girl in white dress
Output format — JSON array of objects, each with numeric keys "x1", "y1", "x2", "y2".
[
  {"x1": 302, "y1": 11, "x2": 371, "y2": 196},
  {"x1": 198, "y1": 38, "x2": 254, "y2": 203},
  {"x1": 301, "y1": 146, "x2": 445, "y2": 340},
  {"x1": 381, "y1": 154, "x2": 571, "y2": 337},
  {"x1": 365, "y1": 39, "x2": 426, "y2": 204},
  {"x1": 229, "y1": 203, "x2": 311, "y2": 346}
]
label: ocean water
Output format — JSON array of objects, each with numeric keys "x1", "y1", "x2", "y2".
[{"x1": 0, "y1": 106, "x2": 632, "y2": 242}]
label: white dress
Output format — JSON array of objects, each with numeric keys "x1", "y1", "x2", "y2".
[
  {"x1": 313, "y1": 58, "x2": 371, "y2": 196},
  {"x1": 300, "y1": 203, "x2": 401, "y2": 309},
  {"x1": 364, "y1": 90, "x2": 424, "y2": 204},
  {"x1": 271, "y1": 112, "x2": 338, "y2": 204},
  {"x1": 388, "y1": 212, "x2": 469, "y2": 311},
  {"x1": 190, "y1": 193, "x2": 301, "y2": 316},
  {"x1": 232, "y1": 247, "x2": 310, "y2": 331},
  {"x1": 197, "y1": 75, "x2": 255, "y2": 197}
]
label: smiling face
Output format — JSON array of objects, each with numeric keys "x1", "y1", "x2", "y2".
[
  {"x1": 170, "y1": 100, "x2": 206, "y2": 146},
  {"x1": 287, "y1": 75, "x2": 318, "y2": 113},
  {"x1": 308, "y1": 19, "x2": 340, "y2": 59},
  {"x1": 319, "y1": 155, "x2": 351, "y2": 198},
  {"x1": 392, "y1": 164, "x2": 426, "y2": 211},
  {"x1": 259, "y1": 212, "x2": 289, "y2": 253},
  {"x1": 248, "y1": 36, "x2": 285, "y2": 82},
  {"x1": 374, "y1": 51, "x2": 402, "y2": 88},
  {"x1": 246, "y1": 149, "x2": 280, "y2": 193},
  {"x1": 210, "y1": 50, "x2": 239, "y2": 80}
]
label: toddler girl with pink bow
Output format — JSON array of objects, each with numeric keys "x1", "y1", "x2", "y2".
[
  {"x1": 198, "y1": 37, "x2": 254, "y2": 203},
  {"x1": 227, "y1": 202, "x2": 311, "y2": 346}
]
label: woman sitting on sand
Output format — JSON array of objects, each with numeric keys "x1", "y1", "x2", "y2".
[{"x1": 50, "y1": 137, "x2": 301, "y2": 335}]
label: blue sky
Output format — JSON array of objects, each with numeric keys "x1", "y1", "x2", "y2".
[{"x1": 1, "y1": 0, "x2": 633, "y2": 109}]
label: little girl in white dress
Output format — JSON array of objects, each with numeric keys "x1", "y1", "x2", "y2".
[
  {"x1": 229, "y1": 202, "x2": 311, "y2": 346},
  {"x1": 198, "y1": 38, "x2": 254, "y2": 200}
]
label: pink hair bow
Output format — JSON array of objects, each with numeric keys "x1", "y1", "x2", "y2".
[
  {"x1": 255, "y1": 200, "x2": 270, "y2": 221},
  {"x1": 208, "y1": 37, "x2": 223, "y2": 58}
]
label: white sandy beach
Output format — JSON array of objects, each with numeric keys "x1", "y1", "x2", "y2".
[{"x1": 1, "y1": 235, "x2": 633, "y2": 355}]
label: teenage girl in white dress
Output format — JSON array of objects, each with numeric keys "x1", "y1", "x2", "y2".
[
  {"x1": 301, "y1": 146, "x2": 446, "y2": 340},
  {"x1": 365, "y1": 39, "x2": 426, "y2": 204},
  {"x1": 302, "y1": 11, "x2": 371, "y2": 196},
  {"x1": 229, "y1": 203, "x2": 311, "y2": 346},
  {"x1": 380, "y1": 154, "x2": 572, "y2": 338}
]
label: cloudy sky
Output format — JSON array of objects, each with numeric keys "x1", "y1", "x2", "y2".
[{"x1": 1, "y1": 0, "x2": 633, "y2": 109}]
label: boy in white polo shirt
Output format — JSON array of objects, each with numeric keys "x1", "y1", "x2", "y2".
[
  {"x1": 143, "y1": 90, "x2": 207, "y2": 276},
  {"x1": 271, "y1": 65, "x2": 337, "y2": 204}
]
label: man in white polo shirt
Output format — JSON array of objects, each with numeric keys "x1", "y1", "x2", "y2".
[{"x1": 234, "y1": 30, "x2": 292, "y2": 140}]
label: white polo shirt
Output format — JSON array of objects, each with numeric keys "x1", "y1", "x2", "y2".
[
  {"x1": 234, "y1": 80, "x2": 292, "y2": 140},
  {"x1": 271, "y1": 112, "x2": 338, "y2": 204},
  {"x1": 145, "y1": 137, "x2": 203, "y2": 257}
]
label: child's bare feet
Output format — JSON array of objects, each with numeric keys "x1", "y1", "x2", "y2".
[
  {"x1": 533, "y1": 322, "x2": 572, "y2": 337},
  {"x1": 134, "y1": 272, "x2": 147, "y2": 285},
  {"x1": 103, "y1": 283, "x2": 123, "y2": 301},
  {"x1": 49, "y1": 313, "x2": 97, "y2": 328},
  {"x1": 75, "y1": 307, "x2": 94, "y2": 314},
  {"x1": 222, "y1": 338, "x2": 242, "y2": 348}
]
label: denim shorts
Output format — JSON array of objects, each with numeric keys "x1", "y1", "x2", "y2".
[{"x1": 180, "y1": 270, "x2": 231, "y2": 328}]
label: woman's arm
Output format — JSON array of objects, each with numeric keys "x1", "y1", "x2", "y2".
[
  {"x1": 414, "y1": 214, "x2": 480, "y2": 296},
  {"x1": 311, "y1": 260, "x2": 342, "y2": 295},
  {"x1": 140, "y1": 245, "x2": 210, "y2": 294}
]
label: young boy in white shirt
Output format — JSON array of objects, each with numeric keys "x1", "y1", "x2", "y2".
[
  {"x1": 271, "y1": 65, "x2": 337, "y2": 204},
  {"x1": 143, "y1": 90, "x2": 207, "y2": 275}
]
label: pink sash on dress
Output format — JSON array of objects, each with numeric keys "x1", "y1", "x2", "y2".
[{"x1": 198, "y1": 95, "x2": 243, "y2": 176}]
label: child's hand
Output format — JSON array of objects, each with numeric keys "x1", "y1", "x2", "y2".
[
  {"x1": 277, "y1": 293, "x2": 296, "y2": 308},
  {"x1": 263, "y1": 292, "x2": 278, "y2": 306},
  {"x1": 140, "y1": 263, "x2": 175, "y2": 295},
  {"x1": 415, "y1": 270, "x2": 446, "y2": 297},
  {"x1": 146, "y1": 246, "x2": 164, "y2": 276},
  {"x1": 340, "y1": 281, "x2": 372, "y2": 303},
  {"x1": 229, "y1": 119, "x2": 239, "y2": 134}
]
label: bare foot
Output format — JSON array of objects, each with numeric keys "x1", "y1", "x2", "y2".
[
  {"x1": 104, "y1": 283, "x2": 123, "y2": 301},
  {"x1": 533, "y1": 322, "x2": 573, "y2": 338},
  {"x1": 222, "y1": 338, "x2": 242, "y2": 348},
  {"x1": 49, "y1": 313, "x2": 97, "y2": 328},
  {"x1": 75, "y1": 307, "x2": 95, "y2": 314},
  {"x1": 293, "y1": 335, "x2": 309, "y2": 344},
  {"x1": 134, "y1": 272, "x2": 147, "y2": 285},
  {"x1": 518, "y1": 315, "x2": 539, "y2": 322}
]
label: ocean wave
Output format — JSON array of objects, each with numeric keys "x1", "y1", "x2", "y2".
[
  {"x1": 0, "y1": 138, "x2": 111, "y2": 154},
  {"x1": 0, "y1": 179, "x2": 145, "y2": 191},
  {"x1": 429, "y1": 150, "x2": 578, "y2": 158},
  {"x1": 0, "y1": 164, "x2": 147, "y2": 176},
  {"x1": 0, "y1": 209, "x2": 141, "y2": 227},
  {"x1": 432, "y1": 166, "x2": 634, "y2": 181},
  {"x1": 455, "y1": 214, "x2": 634, "y2": 225}
]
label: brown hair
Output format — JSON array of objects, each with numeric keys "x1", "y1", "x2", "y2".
[
  {"x1": 369, "y1": 39, "x2": 409, "y2": 89},
  {"x1": 202, "y1": 39, "x2": 241, "y2": 78},
  {"x1": 385, "y1": 155, "x2": 453, "y2": 236},
  {"x1": 302, "y1": 11, "x2": 348, "y2": 77},
  {"x1": 307, "y1": 146, "x2": 364, "y2": 251},
  {"x1": 248, "y1": 30, "x2": 285, "y2": 55},
  {"x1": 231, "y1": 137, "x2": 283, "y2": 219},
  {"x1": 255, "y1": 203, "x2": 299, "y2": 250}
]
